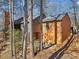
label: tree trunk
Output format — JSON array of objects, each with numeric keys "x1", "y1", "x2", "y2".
[
  {"x1": 39, "y1": 0, "x2": 43, "y2": 50},
  {"x1": 9, "y1": 0, "x2": 13, "y2": 57},
  {"x1": 9, "y1": 0, "x2": 17, "y2": 58},
  {"x1": 27, "y1": 0, "x2": 34, "y2": 59},
  {"x1": 12, "y1": 0, "x2": 17, "y2": 59},
  {"x1": 22, "y1": 0, "x2": 28, "y2": 59},
  {"x1": 71, "y1": 0, "x2": 77, "y2": 26}
]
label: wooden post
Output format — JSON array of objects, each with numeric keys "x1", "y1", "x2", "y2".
[{"x1": 55, "y1": 21, "x2": 57, "y2": 44}]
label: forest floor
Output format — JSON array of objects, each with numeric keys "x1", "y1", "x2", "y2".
[
  {"x1": 61, "y1": 34, "x2": 79, "y2": 59},
  {"x1": 34, "y1": 33, "x2": 79, "y2": 59},
  {"x1": 1, "y1": 33, "x2": 79, "y2": 59},
  {"x1": 0, "y1": 31, "x2": 13, "y2": 59}
]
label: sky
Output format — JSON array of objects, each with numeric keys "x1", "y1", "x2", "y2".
[
  {"x1": 33, "y1": 0, "x2": 79, "y2": 26},
  {"x1": 33, "y1": 0, "x2": 79, "y2": 18},
  {"x1": 0, "y1": 0, "x2": 79, "y2": 20},
  {"x1": 0, "y1": 0, "x2": 79, "y2": 30}
]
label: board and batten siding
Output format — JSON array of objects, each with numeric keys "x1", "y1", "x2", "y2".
[
  {"x1": 42, "y1": 21, "x2": 55, "y2": 44},
  {"x1": 3, "y1": 11, "x2": 10, "y2": 31},
  {"x1": 62, "y1": 14, "x2": 71, "y2": 42},
  {"x1": 29, "y1": 13, "x2": 71, "y2": 45},
  {"x1": 42, "y1": 14, "x2": 71, "y2": 45},
  {"x1": 57, "y1": 22, "x2": 62, "y2": 45}
]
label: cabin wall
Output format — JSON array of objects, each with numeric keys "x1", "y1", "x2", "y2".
[
  {"x1": 62, "y1": 15, "x2": 71, "y2": 42},
  {"x1": 32, "y1": 22, "x2": 40, "y2": 40},
  {"x1": 31, "y1": 15, "x2": 71, "y2": 45},
  {"x1": 3, "y1": 11, "x2": 10, "y2": 31},
  {"x1": 42, "y1": 18, "x2": 71, "y2": 45},
  {"x1": 33, "y1": 22, "x2": 40, "y2": 33},
  {"x1": 57, "y1": 22, "x2": 62, "y2": 45},
  {"x1": 42, "y1": 22, "x2": 55, "y2": 44}
]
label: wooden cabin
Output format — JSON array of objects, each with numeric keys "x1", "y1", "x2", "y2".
[
  {"x1": 14, "y1": 14, "x2": 46, "y2": 39},
  {"x1": 14, "y1": 17, "x2": 23, "y2": 30},
  {"x1": 3, "y1": 11, "x2": 10, "y2": 31},
  {"x1": 14, "y1": 13, "x2": 71, "y2": 45},
  {"x1": 42, "y1": 13, "x2": 71, "y2": 45}
]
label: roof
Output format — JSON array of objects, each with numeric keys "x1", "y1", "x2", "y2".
[
  {"x1": 33, "y1": 14, "x2": 46, "y2": 23},
  {"x1": 14, "y1": 13, "x2": 69, "y2": 25},
  {"x1": 14, "y1": 17, "x2": 23, "y2": 25},
  {"x1": 57, "y1": 14, "x2": 65, "y2": 20},
  {"x1": 43, "y1": 17, "x2": 54, "y2": 22},
  {"x1": 14, "y1": 14, "x2": 46, "y2": 25},
  {"x1": 43, "y1": 13, "x2": 69, "y2": 23}
]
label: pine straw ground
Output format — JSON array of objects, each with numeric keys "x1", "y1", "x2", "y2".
[
  {"x1": 61, "y1": 34, "x2": 79, "y2": 59},
  {"x1": 1, "y1": 34, "x2": 79, "y2": 59},
  {"x1": 34, "y1": 34, "x2": 79, "y2": 59}
]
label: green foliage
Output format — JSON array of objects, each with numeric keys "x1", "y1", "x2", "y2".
[
  {"x1": 14, "y1": 29, "x2": 22, "y2": 53},
  {"x1": 14, "y1": 29, "x2": 22, "y2": 42}
]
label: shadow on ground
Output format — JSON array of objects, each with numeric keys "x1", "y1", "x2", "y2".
[{"x1": 49, "y1": 34, "x2": 76, "y2": 59}]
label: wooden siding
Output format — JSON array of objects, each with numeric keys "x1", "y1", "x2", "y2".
[
  {"x1": 42, "y1": 14, "x2": 71, "y2": 45},
  {"x1": 43, "y1": 22, "x2": 55, "y2": 44},
  {"x1": 3, "y1": 11, "x2": 10, "y2": 31},
  {"x1": 57, "y1": 22, "x2": 62, "y2": 45},
  {"x1": 29, "y1": 13, "x2": 71, "y2": 45},
  {"x1": 62, "y1": 14, "x2": 71, "y2": 42}
]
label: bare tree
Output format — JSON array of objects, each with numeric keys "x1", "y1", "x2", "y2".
[
  {"x1": 9, "y1": 0, "x2": 17, "y2": 59},
  {"x1": 12, "y1": 0, "x2": 17, "y2": 59},
  {"x1": 27, "y1": 0, "x2": 34, "y2": 59},
  {"x1": 22, "y1": 0, "x2": 28, "y2": 59},
  {"x1": 9, "y1": 0, "x2": 13, "y2": 57},
  {"x1": 39, "y1": 0, "x2": 43, "y2": 50},
  {"x1": 71, "y1": 0, "x2": 78, "y2": 26}
]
